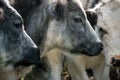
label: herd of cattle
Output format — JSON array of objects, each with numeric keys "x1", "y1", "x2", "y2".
[{"x1": 0, "y1": 0, "x2": 120, "y2": 80}]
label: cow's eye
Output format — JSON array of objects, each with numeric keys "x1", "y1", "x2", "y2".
[
  {"x1": 14, "y1": 23, "x2": 22, "y2": 29},
  {"x1": 73, "y1": 17, "x2": 83, "y2": 23},
  {"x1": 14, "y1": 20, "x2": 23, "y2": 29}
]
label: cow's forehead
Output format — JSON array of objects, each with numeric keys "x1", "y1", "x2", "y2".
[
  {"x1": 68, "y1": 0, "x2": 86, "y2": 17},
  {"x1": 47, "y1": 0, "x2": 83, "y2": 8},
  {"x1": 72, "y1": 0, "x2": 82, "y2": 7},
  {"x1": 47, "y1": 0, "x2": 67, "y2": 4}
]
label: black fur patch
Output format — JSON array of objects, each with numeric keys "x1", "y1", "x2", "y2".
[
  {"x1": 52, "y1": 3, "x2": 65, "y2": 20},
  {"x1": 86, "y1": 10, "x2": 98, "y2": 29}
]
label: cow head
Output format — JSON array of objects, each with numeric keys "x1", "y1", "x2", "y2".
[
  {"x1": 0, "y1": 0, "x2": 40, "y2": 71},
  {"x1": 42, "y1": 0, "x2": 103, "y2": 56}
]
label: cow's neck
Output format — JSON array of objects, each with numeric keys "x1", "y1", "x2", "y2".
[{"x1": 25, "y1": 2, "x2": 52, "y2": 53}]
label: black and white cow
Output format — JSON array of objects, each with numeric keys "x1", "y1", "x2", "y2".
[
  {"x1": 12, "y1": 0, "x2": 103, "y2": 80},
  {"x1": 66, "y1": 0, "x2": 120, "y2": 80}
]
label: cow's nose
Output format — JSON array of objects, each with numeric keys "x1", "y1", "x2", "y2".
[
  {"x1": 25, "y1": 48, "x2": 40, "y2": 65},
  {"x1": 15, "y1": 48, "x2": 41, "y2": 67},
  {"x1": 111, "y1": 56, "x2": 120, "y2": 67},
  {"x1": 33, "y1": 48, "x2": 41, "y2": 60},
  {"x1": 96, "y1": 42, "x2": 104, "y2": 51}
]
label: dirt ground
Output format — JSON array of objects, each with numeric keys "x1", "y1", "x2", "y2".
[
  {"x1": 61, "y1": 66, "x2": 120, "y2": 80},
  {"x1": 24, "y1": 64, "x2": 120, "y2": 80},
  {"x1": 61, "y1": 66, "x2": 94, "y2": 80}
]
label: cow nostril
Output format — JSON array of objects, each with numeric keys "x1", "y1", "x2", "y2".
[
  {"x1": 33, "y1": 48, "x2": 41, "y2": 60},
  {"x1": 97, "y1": 43, "x2": 104, "y2": 51}
]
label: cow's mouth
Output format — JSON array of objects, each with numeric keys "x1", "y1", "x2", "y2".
[
  {"x1": 14, "y1": 57, "x2": 40, "y2": 67},
  {"x1": 15, "y1": 60, "x2": 37, "y2": 67},
  {"x1": 15, "y1": 47, "x2": 41, "y2": 67},
  {"x1": 70, "y1": 46, "x2": 102, "y2": 56}
]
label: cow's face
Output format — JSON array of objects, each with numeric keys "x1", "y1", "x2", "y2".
[
  {"x1": 97, "y1": 0, "x2": 120, "y2": 67},
  {"x1": 0, "y1": 0, "x2": 40, "y2": 71},
  {"x1": 44, "y1": 0, "x2": 103, "y2": 56}
]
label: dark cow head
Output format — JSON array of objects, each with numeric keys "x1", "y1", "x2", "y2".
[{"x1": 0, "y1": 0, "x2": 40, "y2": 71}]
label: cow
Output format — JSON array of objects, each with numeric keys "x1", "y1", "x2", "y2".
[
  {"x1": 12, "y1": 0, "x2": 103, "y2": 80},
  {"x1": 65, "y1": 7, "x2": 105, "y2": 80},
  {"x1": 97, "y1": 0, "x2": 120, "y2": 79},
  {"x1": 66, "y1": 0, "x2": 120, "y2": 80},
  {"x1": 0, "y1": 0, "x2": 40, "y2": 80}
]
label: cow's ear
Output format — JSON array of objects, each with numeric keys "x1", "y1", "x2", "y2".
[
  {"x1": 52, "y1": 3, "x2": 64, "y2": 20},
  {"x1": 0, "y1": 8, "x2": 3, "y2": 21}
]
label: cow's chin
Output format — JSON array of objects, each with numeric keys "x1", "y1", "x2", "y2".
[{"x1": 0, "y1": 64, "x2": 14, "y2": 72}]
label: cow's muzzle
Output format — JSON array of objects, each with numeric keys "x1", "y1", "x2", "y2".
[
  {"x1": 71, "y1": 42, "x2": 103, "y2": 56},
  {"x1": 15, "y1": 47, "x2": 40, "y2": 67}
]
